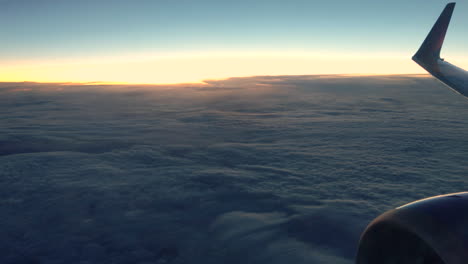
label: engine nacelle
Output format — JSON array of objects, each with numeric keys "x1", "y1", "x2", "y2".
[{"x1": 356, "y1": 192, "x2": 468, "y2": 264}]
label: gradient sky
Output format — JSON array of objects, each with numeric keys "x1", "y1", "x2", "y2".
[{"x1": 1, "y1": 0, "x2": 468, "y2": 83}]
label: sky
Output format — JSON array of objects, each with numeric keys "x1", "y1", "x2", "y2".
[{"x1": 1, "y1": 0, "x2": 468, "y2": 83}]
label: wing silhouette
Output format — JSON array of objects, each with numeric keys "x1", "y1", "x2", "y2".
[{"x1": 413, "y1": 2, "x2": 468, "y2": 98}]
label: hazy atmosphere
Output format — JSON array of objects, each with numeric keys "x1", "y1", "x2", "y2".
[
  {"x1": 1, "y1": 75, "x2": 468, "y2": 263},
  {"x1": 1, "y1": 1, "x2": 468, "y2": 83}
]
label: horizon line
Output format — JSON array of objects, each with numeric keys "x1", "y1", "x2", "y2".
[{"x1": 0, "y1": 73, "x2": 432, "y2": 86}]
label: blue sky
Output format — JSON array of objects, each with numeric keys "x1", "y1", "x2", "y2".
[{"x1": 0, "y1": 0, "x2": 466, "y2": 83}]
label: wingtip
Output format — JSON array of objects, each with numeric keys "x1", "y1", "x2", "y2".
[
  {"x1": 413, "y1": 2, "x2": 456, "y2": 64},
  {"x1": 446, "y1": 2, "x2": 456, "y2": 11}
]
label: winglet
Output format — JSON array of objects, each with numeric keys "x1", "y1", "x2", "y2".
[{"x1": 413, "y1": 2, "x2": 456, "y2": 65}]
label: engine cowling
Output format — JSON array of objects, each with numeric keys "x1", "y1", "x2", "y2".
[{"x1": 356, "y1": 192, "x2": 468, "y2": 264}]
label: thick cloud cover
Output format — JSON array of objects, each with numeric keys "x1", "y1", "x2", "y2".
[{"x1": 1, "y1": 75, "x2": 468, "y2": 263}]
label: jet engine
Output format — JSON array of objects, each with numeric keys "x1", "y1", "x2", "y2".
[{"x1": 356, "y1": 192, "x2": 468, "y2": 264}]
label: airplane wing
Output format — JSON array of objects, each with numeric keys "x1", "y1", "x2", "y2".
[{"x1": 412, "y1": 2, "x2": 468, "y2": 98}]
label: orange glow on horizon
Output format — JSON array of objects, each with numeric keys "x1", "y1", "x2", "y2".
[{"x1": 1, "y1": 52, "x2": 464, "y2": 84}]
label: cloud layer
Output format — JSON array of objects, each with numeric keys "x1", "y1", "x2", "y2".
[{"x1": 1, "y1": 75, "x2": 468, "y2": 263}]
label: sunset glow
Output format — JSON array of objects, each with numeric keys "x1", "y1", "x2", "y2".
[
  {"x1": 3, "y1": 1, "x2": 468, "y2": 84},
  {"x1": 0, "y1": 52, "x2": 445, "y2": 84}
]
